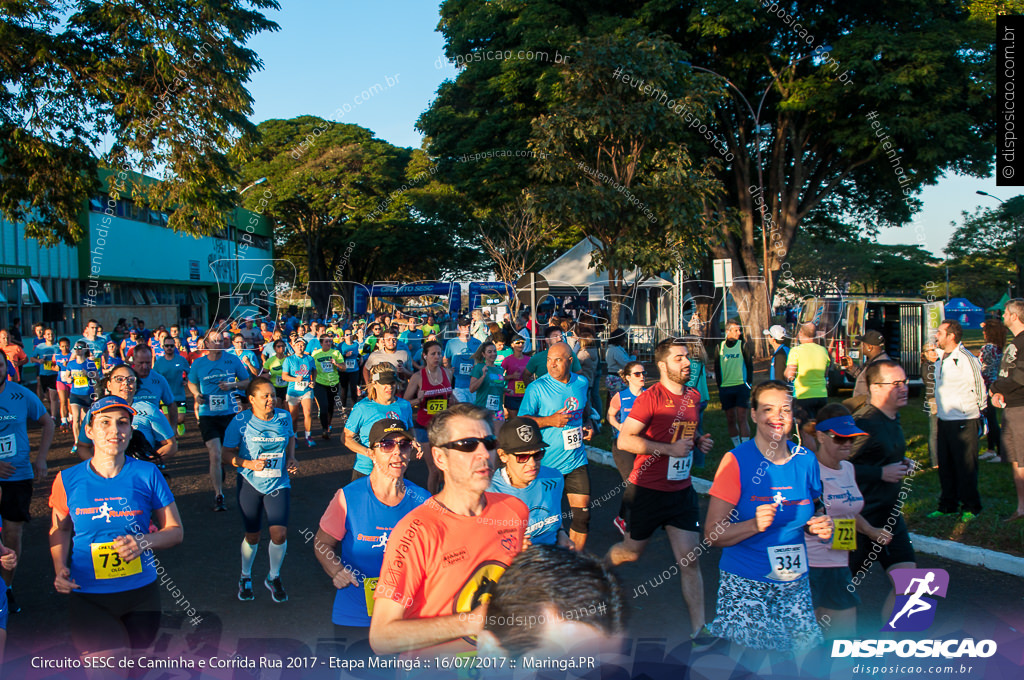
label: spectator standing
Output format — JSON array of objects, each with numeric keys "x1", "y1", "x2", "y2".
[
  {"x1": 784, "y1": 323, "x2": 831, "y2": 415},
  {"x1": 763, "y1": 325, "x2": 790, "y2": 382},
  {"x1": 921, "y1": 343, "x2": 939, "y2": 468},
  {"x1": 842, "y1": 330, "x2": 891, "y2": 410},
  {"x1": 713, "y1": 319, "x2": 753, "y2": 447},
  {"x1": 990, "y1": 299, "x2": 1024, "y2": 523},
  {"x1": 979, "y1": 319, "x2": 1007, "y2": 462}
]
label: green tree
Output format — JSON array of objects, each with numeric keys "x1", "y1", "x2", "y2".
[
  {"x1": 1, "y1": 0, "x2": 280, "y2": 245},
  {"x1": 945, "y1": 197, "x2": 1023, "y2": 302}
]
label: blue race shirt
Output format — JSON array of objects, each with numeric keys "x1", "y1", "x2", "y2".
[
  {"x1": 0, "y1": 383, "x2": 47, "y2": 481},
  {"x1": 135, "y1": 372, "x2": 174, "y2": 409},
  {"x1": 488, "y1": 466, "x2": 564, "y2": 545},
  {"x1": 709, "y1": 439, "x2": 823, "y2": 583},
  {"x1": 322, "y1": 477, "x2": 429, "y2": 626},
  {"x1": 78, "y1": 400, "x2": 174, "y2": 448},
  {"x1": 338, "y1": 342, "x2": 361, "y2": 373},
  {"x1": 282, "y1": 355, "x2": 316, "y2": 397},
  {"x1": 153, "y1": 354, "x2": 190, "y2": 402},
  {"x1": 612, "y1": 387, "x2": 642, "y2": 440},
  {"x1": 188, "y1": 353, "x2": 248, "y2": 416},
  {"x1": 518, "y1": 373, "x2": 590, "y2": 474},
  {"x1": 230, "y1": 348, "x2": 261, "y2": 375},
  {"x1": 67, "y1": 359, "x2": 100, "y2": 397},
  {"x1": 223, "y1": 409, "x2": 295, "y2": 495},
  {"x1": 34, "y1": 343, "x2": 59, "y2": 376},
  {"x1": 50, "y1": 457, "x2": 175, "y2": 594},
  {"x1": 344, "y1": 398, "x2": 415, "y2": 474},
  {"x1": 78, "y1": 336, "x2": 107, "y2": 358},
  {"x1": 444, "y1": 338, "x2": 481, "y2": 390}
]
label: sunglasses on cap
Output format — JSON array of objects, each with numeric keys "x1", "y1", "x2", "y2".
[
  {"x1": 510, "y1": 451, "x2": 545, "y2": 464},
  {"x1": 376, "y1": 439, "x2": 414, "y2": 454},
  {"x1": 439, "y1": 436, "x2": 498, "y2": 452}
]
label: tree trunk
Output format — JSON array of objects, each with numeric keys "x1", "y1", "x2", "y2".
[{"x1": 730, "y1": 281, "x2": 770, "y2": 359}]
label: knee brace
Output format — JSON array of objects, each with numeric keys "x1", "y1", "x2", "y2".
[{"x1": 570, "y1": 506, "x2": 591, "y2": 534}]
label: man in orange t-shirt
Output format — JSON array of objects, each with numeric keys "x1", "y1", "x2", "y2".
[{"x1": 370, "y1": 403, "x2": 528, "y2": 657}]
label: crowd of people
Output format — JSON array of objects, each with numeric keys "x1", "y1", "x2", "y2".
[{"x1": 0, "y1": 300, "x2": 1022, "y2": 672}]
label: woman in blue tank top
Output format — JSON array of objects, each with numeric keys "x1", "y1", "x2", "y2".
[
  {"x1": 607, "y1": 361, "x2": 647, "y2": 482},
  {"x1": 311, "y1": 418, "x2": 429, "y2": 643}
]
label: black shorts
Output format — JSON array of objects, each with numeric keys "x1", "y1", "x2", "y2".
[
  {"x1": 39, "y1": 374, "x2": 57, "y2": 391},
  {"x1": 621, "y1": 483, "x2": 700, "y2": 541},
  {"x1": 199, "y1": 414, "x2": 236, "y2": 444},
  {"x1": 809, "y1": 566, "x2": 861, "y2": 611},
  {"x1": 70, "y1": 393, "x2": 93, "y2": 408},
  {"x1": 848, "y1": 517, "x2": 915, "y2": 575},
  {"x1": 0, "y1": 479, "x2": 34, "y2": 523},
  {"x1": 237, "y1": 476, "x2": 290, "y2": 533},
  {"x1": 274, "y1": 385, "x2": 288, "y2": 403},
  {"x1": 69, "y1": 581, "x2": 161, "y2": 654},
  {"x1": 563, "y1": 465, "x2": 590, "y2": 496},
  {"x1": 719, "y1": 384, "x2": 750, "y2": 410}
]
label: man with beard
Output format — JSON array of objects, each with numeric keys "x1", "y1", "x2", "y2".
[
  {"x1": 130, "y1": 344, "x2": 179, "y2": 433},
  {"x1": 602, "y1": 338, "x2": 714, "y2": 641}
]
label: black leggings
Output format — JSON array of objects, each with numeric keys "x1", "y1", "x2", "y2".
[
  {"x1": 338, "y1": 372, "x2": 358, "y2": 408},
  {"x1": 314, "y1": 382, "x2": 340, "y2": 429},
  {"x1": 69, "y1": 581, "x2": 161, "y2": 654}
]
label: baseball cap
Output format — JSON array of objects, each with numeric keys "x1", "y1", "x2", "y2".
[
  {"x1": 129, "y1": 329, "x2": 139, "y2": 335},
  {"x1": 815, "y1": 415, "x2": 868, "y2": 438},
  {"x1": 87, "y1": 395, "x2": 137, "y2": 424},
  {"x1": 457, "y1": 317, "x2": 471, "y2": 327},
  {"x1": 368, "y1": 419, "x2": 414, "y2": 447},
  {"x1": 497, "y1": 416, "x2": 548, "y2": 454},
  {"x1": 856, "y1": 330, "x2": 885, "y2": 346},
  {"x1": 371, "y1": 370, "x2": 397, "y2": 385},
  {"x1": 762, "y1": 325, "x2": 788, "y2": 341}
]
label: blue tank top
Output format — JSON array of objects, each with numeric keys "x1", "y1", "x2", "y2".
[
  {"x1": 769, "y1": 345, "x2": 791, "y2": 381},
  {"x1": 613, "y1": 387, "x2": 642, "y2": 439},
  {"x1": 332, "y1": 477, "x2": 429, "y2": 626}
]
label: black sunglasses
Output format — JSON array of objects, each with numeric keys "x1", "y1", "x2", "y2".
[
  {"x1": 511, "y1": 451, "x2": 545, "y2": 464},
  {"x1": 631, "y1": 371, "x2": 646, "y2": 377},
  {"x1": 440, "y1": 436, "x2": 498, "y2": 452},
  {"x1": 376, "y1": 440, "x2": 414, "y2": 454}
]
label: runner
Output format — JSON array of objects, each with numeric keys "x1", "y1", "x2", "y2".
[
  {"x1": 606, "y1": 361, "x2": 647, "y2": 482},
  {"x1": 76, "y1": 365, "x2": 178, "y2": 464},
  {"x1": 518, "y1": 342, "x2": 594, "y2": 551},
  {"x1": 100, "y1": 340, "x2": 124, "y2": 375},
  {"x1": 500, "y1": 336, "x2": 529, "y2": 417},
  {"x1": 314, "y1": 419, "x2": 429, "y2": 642},
  {"x1": 685, "y1": 343, "x2": 712, "y2": 431},
  {"x1": 603, "y1": 340, "x2": 714, "y2": 639},
  {"x1": 522, "y1": 327, "x2": 582, "y2": 382},
  {"x1": 120, "y1": 329, "x2": 140, "y2": 361},
  {"x1": 312, "y1": 335, "x2": 345, "y2": 440},
  {"x1": 713, "y1": 319, "x2": 754, "y2": 447},
  {"x1": 345, "y1": 366, "x2": 416, "y2": 481},
  {"x1": 0, "y1": 331, "x2": 26, "y2": 383},
  {"x1": 187, "y1": 329, "x2": 251, "y2": 512},
  {"x1": 229, "y1": 334, "x2": 262, "y2": 377},
  {"x1": 488, "y1": 416, "x2": 571, "y2": 547},
  {"x1": 469, "y1": 341, "x2": 506, "y2": 428},
  {"x1": 222, "y1": 377, "x2": 299, "y2": 604},
  {"x1": 154, "y1": 337, "x2": 191, "y2": 437},
  {"x1": 0, "y1": 510, "x2": 16, "y2": 664},
  {"x1": 442, "y1": 318, "x2": 481, "y2": 404},
  {"x1": 369, "y1": 403, "x2": 528, "y2": 656},
  {"x1": 77, "y1": 319, "x2": 107, "y2": 358},
  {"x1": 404, "y1": 340, "x2": 453, "y2": 493},
  {"x1": 363, "y1": 330, "x2": 413, "y2": 384},
  {"x1": 130, "y1": 344, "x2": 179, "y2": 435},
  {"x1": 48, "y1": 395, "x2": 183, "y2": 661},
  {"x1": 261, "y1": 340, "x2": 290, "y2": 406},
  {"x1": 337, "y1": 330, "x2": 361, "y2": 411},
  {"x1": 185, "y1": 327, "x2": 201, "y2": 354},
  {"x1": 704, "y1": 380, "x2": 832, "y2": 654},
  {"x1": 54, "y1": 337, "x2": 73, "y2": 431},
  {"x1": 29, "y1": 327, "x2": 61, "y2": 422},
  {"x1": 282, "y1": 337, "x2": 317, "y2": 448},
  {"x1": 67, "y1": 341, "x2": 101, "y2": 453},
  {"x1": 0, "y1": 354, "x2": 54, "y2": 615}
]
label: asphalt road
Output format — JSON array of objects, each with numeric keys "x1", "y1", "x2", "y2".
[{"x1": 6, "y1": 409, "x2": 1024, "y2": 680}]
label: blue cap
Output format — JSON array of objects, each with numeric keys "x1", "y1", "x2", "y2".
[
  {"x1": 87, "y1": 395, "x2": 137, "y2": 424},
  {"x1": 815, "y1": 415, "x2": 867, "y2": 437}
]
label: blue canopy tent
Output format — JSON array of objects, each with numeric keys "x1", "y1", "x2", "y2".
[{"x1": 944, "y1": 298, "x2": 985, "y2": 329}]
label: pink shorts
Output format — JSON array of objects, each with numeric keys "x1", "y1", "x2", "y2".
[{"x1": 56, "y1": 381, "x2": 69, "y2": 392}]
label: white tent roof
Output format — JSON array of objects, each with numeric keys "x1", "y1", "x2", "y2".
[{"x1": 539, "y1": 237, "x2": 673, "y2": 289}]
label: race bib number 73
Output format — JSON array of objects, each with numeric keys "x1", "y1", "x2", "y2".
[{"x1": 91, "y1": 542, "x2": 143, "y2": 580}]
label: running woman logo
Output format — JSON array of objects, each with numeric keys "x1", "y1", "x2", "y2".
[
  {"x1": 883, "y1": 568, "x2": 949, "y2": 632},
  {"x1": 563, "y1": 396, "x2": 580, "y2": 412}
]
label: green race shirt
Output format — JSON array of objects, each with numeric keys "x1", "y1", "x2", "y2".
[
  {"x1": 718, "y1": 340, "x2": 747, "y2": 388},
  {"x1": 312, "y1": 349, "x2": 343, "y2": 386},
  {"x1": 785, "y1": 342, "x2": 831, "y2": 399},
  {"x1": 264, "y1": 355, "x2": 287, "y2": 388},
  {"x1": 471, "y1": 362, "x2": 506, "y2": 414}
]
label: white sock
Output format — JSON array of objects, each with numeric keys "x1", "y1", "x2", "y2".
[
  {"x1": 305, "y1": 431, "x2": 311, "y2": 439},
  {"x1": 240, "y1": 539, "x2": 258, "y2": 578},
  {"x1": 268, "y1": 540, "x2": 287, "y2": 579},
  {"x1": 731, "y1": 436, "x2": 741, "y2": 447}
]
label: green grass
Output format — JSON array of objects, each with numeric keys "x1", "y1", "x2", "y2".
[{"x1": 593, "y1": 380, "x2": 1024, "y2": 557}]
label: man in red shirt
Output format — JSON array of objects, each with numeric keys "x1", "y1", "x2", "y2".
[
  {"x1": 370, "y1": 403, "x2": 528, "y2": 656},
  {"x1": 603, "y1": 338, "x2": 714, "y2": 639}
]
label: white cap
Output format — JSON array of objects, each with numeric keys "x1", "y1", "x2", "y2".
[{"x1": 763, "y1": 325, "x2": 787, "y2": 341}]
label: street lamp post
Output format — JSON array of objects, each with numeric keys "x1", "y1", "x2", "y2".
[
  {"x1": 240, "y1": 177, "x2": 268, "y2": 195},
  {"x1": 976, "y1": 190, "x2": 1021, "y2": 295},
  {"x1": 683, "y1": 47, "x2": 832, "y2": 320}
]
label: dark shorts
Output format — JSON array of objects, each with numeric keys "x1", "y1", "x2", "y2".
[
  {"x1": 809, "y1": 566, "x2": 861, "y2": 611},
  {"x1": 563, "y1": 465, "x2": 590, "y2": 497},
  {"x1": 70, "y1": 393, "x2": 93, "y2": 408},
  {"x1": 274, "y1": 385, "x2": 288, "y2": 402},
  {"x1": 849, "y1": 518, "x2": 915, "y2": 576},
  {"x1": 199, "y1": 414, "x2": 236, "y2": 444},
  {"x1": 237, "y1": 476, "x2": 290, "y2": 533},
  {"x1": 1002, "y1": 406, "x2": 1024, "y2": 466},
  {"x1": 795, "y1": 398, "x2": 828, "y2": 421},
  {"x1": 0, "y1": 479, "x2": 34, "y2": 523},
  {"x1": 504, "y1": 395, "x2": 524, "y2": 412},
  {"x1": 719, "y1": 384, "x2": 750, "y2": 410},
  {"x1": 69, "y1": 581, "x2": 161, "y2": 654},
  {"x1": 622, "y1": 483, "x2": 700, "y2": 541},
  {"x1": 39, "y1": 374, "x2": 57, "y2": 391}
]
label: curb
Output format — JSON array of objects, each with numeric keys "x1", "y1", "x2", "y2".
[{"x1": 585, "y1": 446, "x2": 1024, "y2": 578}]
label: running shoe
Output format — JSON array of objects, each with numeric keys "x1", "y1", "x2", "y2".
[
  {"x1": 926, "y1": 510, "x2": 956, "y2": 519},
  {"x1": 979, "y1": 450, "x2": 998, "y2": 461},
  {"x1": 612, "y1": 515, "x2": 627, "y2": 536},
  {"x1": 306, "y1": 437, "x2": 316, "y2": 448},
  {"x1": 690, "y1": 625, "x2": 725, "y2": 652},
  {"x1": 6, "y1": 589, "x2": 21, "y2": 614},
  {"x1": 265, "y1": 576, "x2": 288, "y2": 603},
  {"x1": 70, "y1": 444, "x2": 77, "y2": 456},
  {"x1": 960, "y1": 512, "x2": 979, "y2": 523},
  {"x1": 322, "y1": 428, "x2": 331, "y2": 441},
  {"x1": 238, "y1": 577, "x2": 254, "y2": 601},
  {"x1": 213, "y1": 495, "x2": 227, "y2": 512}
]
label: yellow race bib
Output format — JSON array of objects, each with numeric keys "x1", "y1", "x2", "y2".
[
  {"x1": 832, "y1": 518, "x2": 857, "y2": 551},
  {"x1": 363, "y1": 577, "x2": 378, "y2": 616},
  {"x1": 90, "y1": 542, "x2": 142, "y2": 580},
  {"x1": 43, "y1": 359, "x2": 56, "y2": 371},
  {"x1": 426, "y1": 399, "x2": 446, "y2": 414},
  {"x1": 514, "y1": 381, "x2": 525, "y2": 395},
  {"x1": 73, "y1": 374, "x2": 88, "y2": 388}
]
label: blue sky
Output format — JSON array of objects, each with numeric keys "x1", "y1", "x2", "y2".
[{"x1": 243, "y1": 1, "x2": 998, "y2": 259}]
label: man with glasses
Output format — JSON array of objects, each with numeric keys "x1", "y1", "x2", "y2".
[
  {"x1": 849, "y1": 360, "x2": 918, "y2": 622},
  {"x1": 487, "y1": 416, "x2": 571, "y2": 548},
  {"x1": 931, "y1": 319, "x2": 985, "y2": 520},
  {"x1": 130, "y1": 344, "x2": 179, "y2": 434},
  {"x1": 992, "y1": 298, "x2": 1024, "y2": 522},
  {"x1": 369, "y1": 403, "x2": 528, "y2": 656},
  {"x1": 154, "y1": 338, "x2": 191, "y2": 436},
  {"x1": 518, "y1": 343, "x2": 594, "y2": 551},
  {"x1": 603, "y1": 338, "x2": 714, "y2": 641}
]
